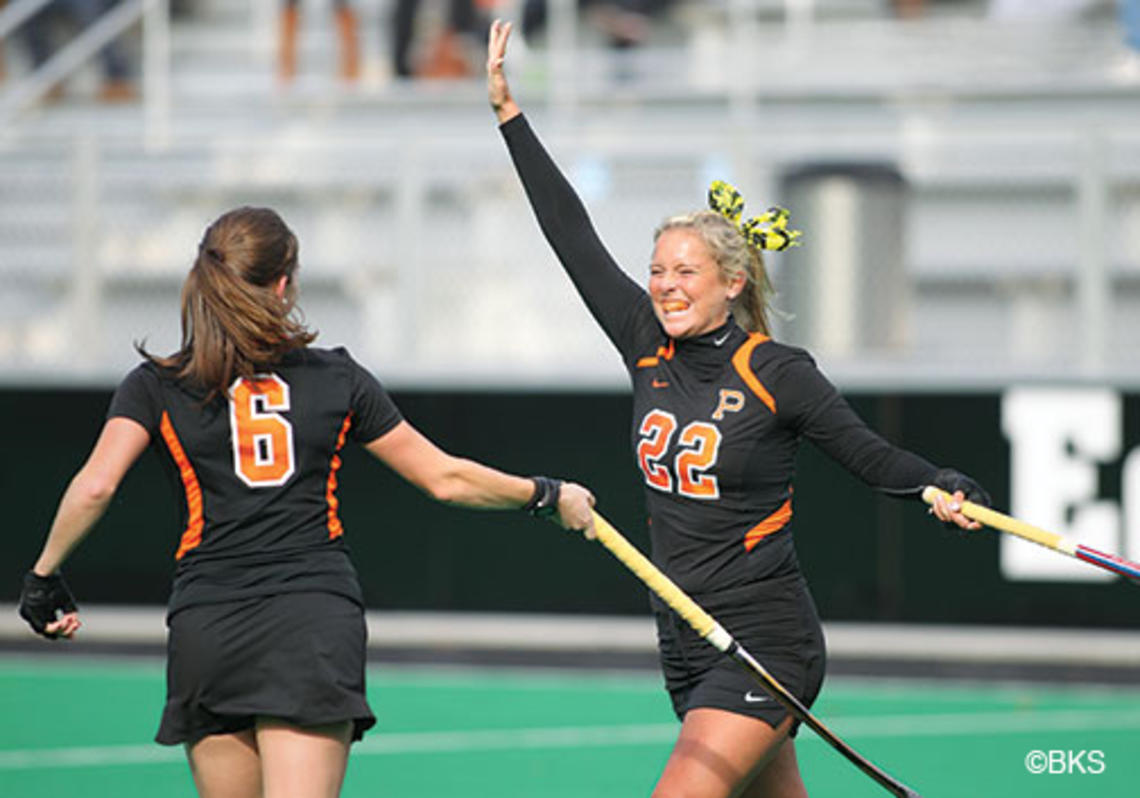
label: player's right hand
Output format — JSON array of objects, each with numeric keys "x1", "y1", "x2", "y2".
[
  {"x1": 557, "y1": 483, "x2": 597, "y2": 539},
  {"x1": 487, "y1": 19, "x2": 520, "y2": 122}
]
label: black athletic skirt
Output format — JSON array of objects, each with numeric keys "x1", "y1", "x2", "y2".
[
  {"x1": 655, "y1": 573, "x2": 826, "y2": 736},
  {"x1": 156, "y1": 592, "x2": 375, "y2": 746}
]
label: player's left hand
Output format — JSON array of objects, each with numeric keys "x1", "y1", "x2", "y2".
[
  {"x1": 557, "y1": 482, "x2": 597, "y2": 539},
  {"x1": 928, "y1": 468, "x2": 990, "y2": 531},
  {"x1": 928, "y1": 489, "x2": 980, "y2": 531},
  {"x1": 18, "y1": 571, "x2": 82, "y2": 640}
]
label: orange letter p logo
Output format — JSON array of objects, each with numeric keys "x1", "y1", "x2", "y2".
[{"x1": 712, "y1": 389, "x2": 746, "y2": 421}]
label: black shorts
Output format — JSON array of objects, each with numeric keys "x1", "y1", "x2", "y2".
[
  {"x1": 157, "y1": 592, "x2": 375, "y2": 746},
  {"x1": 655, "y1": 574, "x2": 826, "y2": 736}
]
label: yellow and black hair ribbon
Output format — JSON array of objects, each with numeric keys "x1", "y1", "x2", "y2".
[{"x1": 707, "y1": 180, "x2": 802, "y2": 252}]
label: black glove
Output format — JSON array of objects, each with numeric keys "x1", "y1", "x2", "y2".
[
  {"x1": 929, "y1": 468, "x2": 991, "y2": 532},
  {"x1": 18, "y1": 571, "x2": 78, "y2": 640},
  {"x1": 930, "y1": 468, "x2": 991, "y2": 508}
]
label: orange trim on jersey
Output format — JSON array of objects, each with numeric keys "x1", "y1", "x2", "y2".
[
  {"x1": 636, "y1": 339, "x2": 676, "y2": 368},
  {"x1": 326, "y1": 413, "x2": 353, "y2": 540},
  {"x1": 731, "y1": 333, "x2": 776, "y2": 414},
  {"x1": 743, "y1": 498, "x2": 792, "y2": 551},
  {"x1": 159, "y1": 411, "x2": 205, "y2": 561}
]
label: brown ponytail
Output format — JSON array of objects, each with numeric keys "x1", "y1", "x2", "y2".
[{"x1": 139, "y1": 207, "x2": 316, "y2": 400}]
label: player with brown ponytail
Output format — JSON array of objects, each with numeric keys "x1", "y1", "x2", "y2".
[{"x1": 19, "y1": 204, "x2": 596, "y2": 798}]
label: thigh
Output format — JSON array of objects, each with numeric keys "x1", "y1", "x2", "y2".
[
  {"x1": 186, "y1": 729, "x2": 261, "y2": 798},
  {"x1": 652, "y1": 709, "x2": 801, "y2": 798},
  {"x1": 738, "y1": 736, "x2": 808, "y2": 798},
  {"x1": 256, "y1": 718, "x2": 353, "y2": 798}
]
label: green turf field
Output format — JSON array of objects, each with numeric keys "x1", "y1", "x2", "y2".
[{"x1": 2, "y1": 656, "x2": 1138, "y2": 797}]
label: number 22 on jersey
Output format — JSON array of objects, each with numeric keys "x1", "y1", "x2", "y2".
[
  {"x1": 230, "y1": 375, "x2": 295, "y2": 487},
  {"x1": 637, "y1": 410, "x2": 722, "y2": 499}
]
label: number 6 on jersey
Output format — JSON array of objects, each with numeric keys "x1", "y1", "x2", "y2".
[{"x1": 230, "y1": 375, "x2": 295, "y2": 487}]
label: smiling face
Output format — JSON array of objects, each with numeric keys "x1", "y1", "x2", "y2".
[{"x1": 649, "y1": 228, "x2": 744, "y2": 339}]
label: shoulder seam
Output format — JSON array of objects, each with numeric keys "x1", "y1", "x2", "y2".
[{"x1": 731, "y1": 334, "x2": 776, "y2": 414}]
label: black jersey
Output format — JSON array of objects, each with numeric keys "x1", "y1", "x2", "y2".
[
  {"x1": 502, "y1": 114, "x2": 938, "y2": 596},
  {"x1": 108, "y1": 346, "x2": 402, "y2": 613}
]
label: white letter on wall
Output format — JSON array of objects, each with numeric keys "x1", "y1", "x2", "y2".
[{"x1": 1001, "y1": 388, "x2": 1121, "y2": 581}]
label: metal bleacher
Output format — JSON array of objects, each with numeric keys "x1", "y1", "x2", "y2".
[{"x1": 1, "y1": 0, "x2": 1139, "y2": 390}]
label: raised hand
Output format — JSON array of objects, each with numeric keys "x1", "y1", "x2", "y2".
[{"x1": 487, "y1": 19, "x2": 520, "y2": 123}]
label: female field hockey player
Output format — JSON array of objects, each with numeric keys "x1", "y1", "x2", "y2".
[
  {"x1": 17, "y1": 206, "x2": 596, "y2": 798},
  {"x1": 486, "y1": 21, "x2": 989, "y2": 798}
]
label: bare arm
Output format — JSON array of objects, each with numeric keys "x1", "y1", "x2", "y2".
[
  {"x1": 26, "y1": 417, "x2": 151, "y2": 637},
  {"x1": 34, "y1": 417, "x2": 152, "y2": 575},
  {"x1": 363, "y1": 420, "x2": 595, "y2": 532}
]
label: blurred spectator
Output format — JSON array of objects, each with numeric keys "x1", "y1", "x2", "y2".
[
  {"x1": 522, "y1": 0, "x2": 672, "y2": 50},
  {"x1": 18, "y1": 0, "x2": 136, "y2": 102},
  {"x1": 391, "y1": 0, "x2": 489, "y2": 79},
  {"x1": 279, "y1": 0, "x2": 360, "y2": 83},
  {"x1": 892, "y1": 0, "x2": 925, "y2": 18}
]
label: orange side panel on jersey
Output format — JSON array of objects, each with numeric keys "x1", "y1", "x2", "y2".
[
  {"x1": 743, "y1": 498, "x2": 792, "y2": 551},
  {"x1": 731, "y1": 333, "x2": 776, "y2": 414},
  {"x1": 326, "y1": 413, "x2": 353, "y2": 540},
  {"x1": 159, "y1": 412, "x2": 205, "y2": 561},
  {"x1": 636, "y1": 339, "x2": 677, "y2": 368}
]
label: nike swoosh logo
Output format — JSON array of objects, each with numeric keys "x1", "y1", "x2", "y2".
[
  {"x1": 714, "y1": 331, "x2": 732, "y2": 346},
  {"x1": 652, "y1": 379, "x2": 669, "y2": 388},
  {"x1": 744, "y1": 691, "x2": 771, "y2": 703}
]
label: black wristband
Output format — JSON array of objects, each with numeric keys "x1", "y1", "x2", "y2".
[{"x1": 522, "y1": 476, "x2": 563, "y2": 518}]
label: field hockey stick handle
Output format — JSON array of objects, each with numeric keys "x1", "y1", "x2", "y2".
[
  {"x1": 589, "y1": 511, "x2": 734, "y2": 652},
  {"x1": 922, "y1": 486, "x2": 1140, "y2": 582},
  {"x1": 921, "y1": 486, "x2": 1073, "y2": 552}
]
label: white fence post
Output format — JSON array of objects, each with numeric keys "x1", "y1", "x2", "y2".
[
  {"x1": 1077, "y1": 129, "x2": 1109, "y2": 377},
  {"x1": 143, "y1": 0, "x2": 172, "y2": 152}
]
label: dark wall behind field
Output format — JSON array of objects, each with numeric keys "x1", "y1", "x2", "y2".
[{"x1": 3, "y1": 387, "x2": 1137, "y2": 627}]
